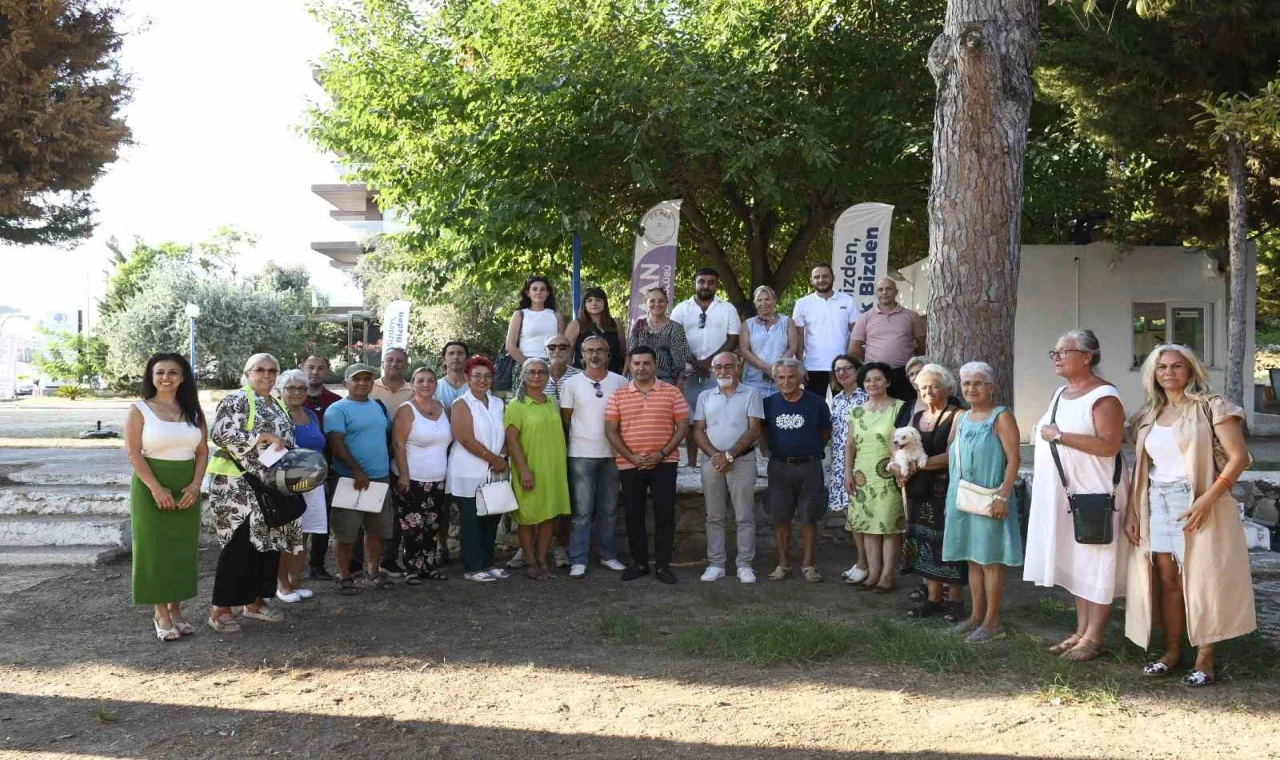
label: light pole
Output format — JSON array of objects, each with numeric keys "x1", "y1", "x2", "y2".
[{"x1": 185, "y1": 303, "x2": 200, "y2": 374}]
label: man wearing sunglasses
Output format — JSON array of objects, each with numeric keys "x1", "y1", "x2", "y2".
[
  {"x1": 560, "y1": 335, "x2": 630, "y2": 578},
  {"x1": 670, "y1": 267, "x2": 741, "y2": 468}
]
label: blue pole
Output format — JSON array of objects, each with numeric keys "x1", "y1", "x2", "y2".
[{"x1": 571, "y1": 231, "x2": 583, "y2": 313}]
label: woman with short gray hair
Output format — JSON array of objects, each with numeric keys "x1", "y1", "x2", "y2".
[
  {"x1": 740, "y1": 285, "x2": 796, "y2": 398},
  {"x1": 941, "y1": 361, "x2": 1023, "y2": 641},
  {"x1": 1023, "y1": 329, "x2": 1130, "y2": 661}
]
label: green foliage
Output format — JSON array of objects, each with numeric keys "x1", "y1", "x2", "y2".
[
  {"x1": 308, "y1": 0, "x2": 944, "y2": 308},
  {"x1": 55, "y1": 384, "x2": 88, "y2": 400},
  {"x1": 30, "y1": 326, "x2": 106, "y2": 384},
  {"x1": 0, "y1": 0, "x2": 132, "y2": 246},
  {"x1": 598, "y1": 613, "x2": 650, "y2": 643},
  {"x1": 99, "y1": 260, "x2": 305, "y2": 388},
  {"x1": 101, "y1": 237, "x2": 192, "y2": 318}
]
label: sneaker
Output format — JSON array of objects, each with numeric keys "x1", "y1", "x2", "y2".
[
  {"x1": 275, "y1": 589, "x2": 302, "y2": 604},
  {"x1": 487, "y1": 567, "x2": 510, "y2": 579},
  {"x1": 296, "y1": 588, "x2": 315, "y2": 599},
  {"x1": 601, "y1": 558, "x2": 627, "y2": 572},
  {"x1": 700, "y1": 566, "x2": 726, "y2": 582},
  {"x1": 380, "y1": 560, "x2": 407, "y2": 578},
  {"x1": 843, "y1": 566, "x2": 870, "y2": 585},
  {"x1": 552, "y1": 546, "x2": 570, "y2": 568},
  {"x1": 965, "y1": 626, "x2": 1006, "y2": 644},
  {"x1": 737, "y1": 567, "x2": 757, "y2": 584},
  {"x1": 569, "y1": 564, "x2": 587, "y2": 579},
  {"x1": 465, "y1": 571, "x2": 497, "y2": 583},
  {"x1": 309, "y1": 566, "x2": 333, "y2": 581},
  {"x1": 506, "y1": 548, "x2": 526, "y2": 569}
]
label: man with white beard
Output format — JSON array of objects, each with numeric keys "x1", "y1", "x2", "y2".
[{"x1": 690, "y1": 352, "x2": 763, "y2": 583}]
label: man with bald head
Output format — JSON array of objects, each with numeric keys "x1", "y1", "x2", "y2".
[
  {"x1": 691, "y1": 352, "x2": 763, "y2": 583},
  {"x1": 848, "y1": 277, "x2": 925, "y2": 401}
]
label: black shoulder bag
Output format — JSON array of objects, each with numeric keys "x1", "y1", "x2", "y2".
[
  {"x1": 231, "y1": 393, "x2": 306, "y2": 529},
  {"x1": 1048, "y1": 388, "x2": 1122, "y2": 545}
]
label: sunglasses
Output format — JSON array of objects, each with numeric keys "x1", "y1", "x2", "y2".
[
  {"x1": 546, "y1": 344, "x2": 571, "y2": 351},
  {"x1": 698, "y1": 312, "x2": 707, "y2": 328},
  {"x1": 592, "y1": 381, "x2": 603, "y2": 398}
]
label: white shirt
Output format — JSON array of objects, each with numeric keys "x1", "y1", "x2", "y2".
[
  {"x1": 670, "y1": 296, "x2": 740, "y2": 364},
  {"x1": 392, "y1": 401, "x2": 453, "y2": 482},
  {"x1": 1144, "y1": 423, "x2": 1188, "y2": 484},
  {"x1": 560, "y1": 371, "x2": 629, "y2": 458},
  {"x1": 446, "y1": 390, "x2": 506, "y2": 498},
  {"x1": 791, "y1": 291, "x2": 856, "y2": 371}
]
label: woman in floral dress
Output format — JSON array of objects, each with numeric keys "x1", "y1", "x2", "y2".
[
  {"x1": 844, "y1": 362, "x2": 905, "y2": 593},
  {"x1": 206, "y1": 353, "x2": 303, "y2": 634}
]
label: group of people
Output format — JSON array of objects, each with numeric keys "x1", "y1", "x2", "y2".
[{"x1": 125, "y1": 265, "x2": 1258, "y2": 688}]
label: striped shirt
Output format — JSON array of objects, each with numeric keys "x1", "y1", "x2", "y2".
[{"x1": 604, "y1": 380, "x2": 689, "y2": 469}]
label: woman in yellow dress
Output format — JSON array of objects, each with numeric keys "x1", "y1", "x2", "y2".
[{"x1": 845, "y1": 362, "x2": 906, "y2": 593}]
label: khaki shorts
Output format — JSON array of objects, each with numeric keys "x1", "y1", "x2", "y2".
[{"x1": 328, "y1": 474, "x2": 395, "y2": 543}]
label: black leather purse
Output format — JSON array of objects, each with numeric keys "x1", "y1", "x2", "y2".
[
  {"x1": 1048, "y1": 388, "x2": 1122, "y2": 545},
  {"x1": 242, "y1": 471, "x2": 307, "y2": 529}
]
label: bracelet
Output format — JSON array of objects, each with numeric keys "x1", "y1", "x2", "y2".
[
  {"x1": 992, "y1": 495, "x2": 1008, "y2": 503},
  {"x1": 1215, "y1": 475, "x2": 1235, "y2": 490}
]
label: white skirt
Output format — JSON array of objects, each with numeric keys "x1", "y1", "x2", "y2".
[{"x1": 299, "y1": 487, "x2": 328, "y2": 535}]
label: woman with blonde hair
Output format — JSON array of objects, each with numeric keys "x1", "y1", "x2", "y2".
[
  {"x1": 1123, "y1": 344, "x2": 1255, "y2": 687},
  {"x1": 739, "y1": 285, "x2": 796, "y2": 399}
]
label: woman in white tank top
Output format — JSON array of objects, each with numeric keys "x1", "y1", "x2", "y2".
[
  {"x1": 505, "y1": 276, "x2": 564, "y2": 365},
  {"x1": 1024, "y1": 330, "x2": 1130, "y2": 662},
  {"x1": 392, "y1": 368, "x2": 454, "y2": 582},
  {"x1": 124, "y1": 353, "x2": 208, "y2": 641}
]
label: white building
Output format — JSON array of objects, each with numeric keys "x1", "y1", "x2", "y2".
[{"x1": 897, "y1": 242, "x2": 1256, "y2": 441}]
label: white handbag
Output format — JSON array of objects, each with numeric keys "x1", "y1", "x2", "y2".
[
  {"x1": 954, "y1": 413, "x2": 999, "y2": 517},
  {"x1": 475, "y1": 470, "x2": 518, "y2": 516}
]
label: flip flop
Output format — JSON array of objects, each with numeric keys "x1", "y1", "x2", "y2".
[{"x1": 1047, "y1": 634, "x2": 1082, "y2": 654}]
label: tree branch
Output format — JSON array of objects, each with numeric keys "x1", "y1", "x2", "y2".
[{"x1": 679, "y1": 195, "x2": 749, "y2": 308}]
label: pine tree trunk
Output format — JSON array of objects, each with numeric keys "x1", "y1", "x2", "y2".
[
  {"x1": 925, "y1": 0, "x2": 1038, "y2": 405},
  {"x1": 1225, "y1": 136, "x2": 1248, "y2": 408}
]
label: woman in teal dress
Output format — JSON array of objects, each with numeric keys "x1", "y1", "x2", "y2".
[
  {"x1": 942, "y1": 361, "x2": 1023, "y2": 644},
  {"x1": 124, "y1": 353, "x2": 208, "y2": 641},
  {"x1": 845, "y1": 362, "x2": 906, "y2": 593},
  {"x1": 505, "y1": 358, "x2": 571, "y2": 580}
]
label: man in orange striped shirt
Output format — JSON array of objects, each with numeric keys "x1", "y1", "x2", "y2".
[{"x1": 605, "y1": 346, "x2": 690, "y2": 584}]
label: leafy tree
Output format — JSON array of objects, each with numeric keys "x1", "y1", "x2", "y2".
[
  {"x1": 30, "y1": 326, "x2": 106, "y2": 384},
  {"x1": 308, "y1": 0, "x2": 945, "y2": 310},
  {"x1": 100, "y1": 237, "x2": 191, "y2": 318},
  {"x1": 0, "y1": 0, "x2": 131, "y2": 246},
  {"x1": 100, "y1": 260, "x2": 305, "y2": 388}
]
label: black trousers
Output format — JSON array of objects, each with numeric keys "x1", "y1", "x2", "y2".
[
  {"x1": 212, "y1": 520, "x2": 280, "y2": 607},
  {"x1": 619, "y1": 462, "x2": 677, "y2": 570}
]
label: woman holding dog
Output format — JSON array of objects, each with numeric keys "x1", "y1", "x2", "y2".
[
  {"x1": 844, "y1": 362, "x2": 906, "y2": 593},
  {"x1": 900, "y1": 364, "x2": 966, "y2": 622}
]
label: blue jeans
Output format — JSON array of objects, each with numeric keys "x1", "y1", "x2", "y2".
[{"x1": 568, "y1": 457, "x2": 619, "y2": 566}]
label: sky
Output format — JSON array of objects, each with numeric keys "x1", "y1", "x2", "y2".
[{"x1": 0, "y1": 0, "x2": 362, "y2": 334}]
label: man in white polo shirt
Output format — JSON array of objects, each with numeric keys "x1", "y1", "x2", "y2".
[
  {"x1": 792, "y1": 263, "x2": 856, "y2": 397},
  {"x1": 671, "y1": 267, "x2": 740, "y2": 468},
  {"x1": 559, "y1": 335, "x2": 630, "y2": 579}
]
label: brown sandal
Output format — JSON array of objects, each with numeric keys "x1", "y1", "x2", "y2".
[
  {"x1": 801, "y1": 566, "x2": 823, "y2": 583},
  {"x1": 767, "y1": 565, "x2": 792, "y2": 581},
  {"x1": 1060, "y1": 639, "x2": 1103, "y2": 662},
  {"x1": 1047, "y1": 634, "x2": 1082, "y2": 654}
]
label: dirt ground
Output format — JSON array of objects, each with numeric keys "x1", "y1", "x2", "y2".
[{"x1": 1, "y1": 542, "x2": 1277, "y2": 760}]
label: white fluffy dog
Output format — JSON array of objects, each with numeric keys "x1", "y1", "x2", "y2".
[{"x1": 889, "y1": 427, "x2": 928, "y2": 479}]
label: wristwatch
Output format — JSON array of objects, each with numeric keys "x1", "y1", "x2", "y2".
[
  {"x1": 725, "y1": 451, "x2": 735, "y2": 464},
  {"x1": 1050, "y1": 431, "x2": 1063, "y2": 445}
]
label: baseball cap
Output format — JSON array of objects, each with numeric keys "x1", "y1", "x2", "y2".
[{"x1": 344, "y1": 363, "x2": 375, "y2": 380}]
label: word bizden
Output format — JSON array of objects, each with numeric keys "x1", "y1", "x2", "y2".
[{"x1": 840, "y1": 227, "x2": 881, "y2": 313}]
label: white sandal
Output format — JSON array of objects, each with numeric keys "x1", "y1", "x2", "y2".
[{"x1": 153, "y1": 618, "x2": 181, "y2": 642}]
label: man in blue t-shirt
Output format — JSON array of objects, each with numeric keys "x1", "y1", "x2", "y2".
[
  {"x1": 763, "y1": 358, "x2": 831, "y2": 584},
  {"x1": 324, "y1": 364, "x2": 394, "y2": 591}
]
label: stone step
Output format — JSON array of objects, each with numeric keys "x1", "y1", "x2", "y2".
[
  {"x1": 0, "y1": 544, "x2": 128, "y2": 567},
  {"x1": 0, "y1": 485, "x2": 130, "y2": 516},
  {"x1": 0, "y1": 448, "x2": 132, "y2": 487},
  {"x1": 0, "y1": 514, "x2": 131, "y2": 548}
]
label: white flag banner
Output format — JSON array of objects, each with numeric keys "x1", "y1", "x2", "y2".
[
  {"x1": 382, "y1": 300, "x2": 411, "y2": 354},
  {"x1": 0, "y1": 334, "x2": 18, "y2": 399},
  {"x1": 628, "y1": 200, "x2": 682, "y2": 328},
  {"x1": 833, "y1": 202, "x2": 894, "y2": 315}
]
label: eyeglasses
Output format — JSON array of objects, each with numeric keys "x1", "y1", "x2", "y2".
[
  {"x1": 282, "y1": 385, "x2": 308, "y2": 392},
  {"x1": 833, "y1": 366, "x2": 855, "y2": 374},
  {"x1": 592, "y1": 381, "x2": 603, "y2": 398},
  {"x1": 251, "y1": 367, "x2": 279, "y2": 375},
  {"x1": 698, "y1": 312, "x2": 707, "y2": 328},
  {"x1": 1047, "y1": 349, "x2": 1086, "y2": 360}
]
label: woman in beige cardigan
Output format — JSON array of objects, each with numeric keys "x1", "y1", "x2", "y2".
[{"x1": 1123, "y1": 344, "x2": 1255, "y2": 687}]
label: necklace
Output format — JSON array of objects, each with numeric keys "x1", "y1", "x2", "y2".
[{"x1": 146, "y1": 399, "x2": 184, "y2": 423}]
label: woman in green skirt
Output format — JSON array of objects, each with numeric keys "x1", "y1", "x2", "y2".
[{"x1": 124, "y1": 353, "x2": 208, "y2": 641}]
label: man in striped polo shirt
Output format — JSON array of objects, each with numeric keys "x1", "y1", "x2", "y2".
[{"x1": 604, "y1": 346, "x2": 690, "y2": 584}]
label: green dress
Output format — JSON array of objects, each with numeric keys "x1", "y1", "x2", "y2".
[
  {"x1": 504, "y1": 395, "x2": 571, "y2": 526},
  {"x1": 131, "y1": 457, "x2": 201, "y2": 604},
  {"x1": 846, "y1": 400, "x2": 906, "y2": 535}
]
